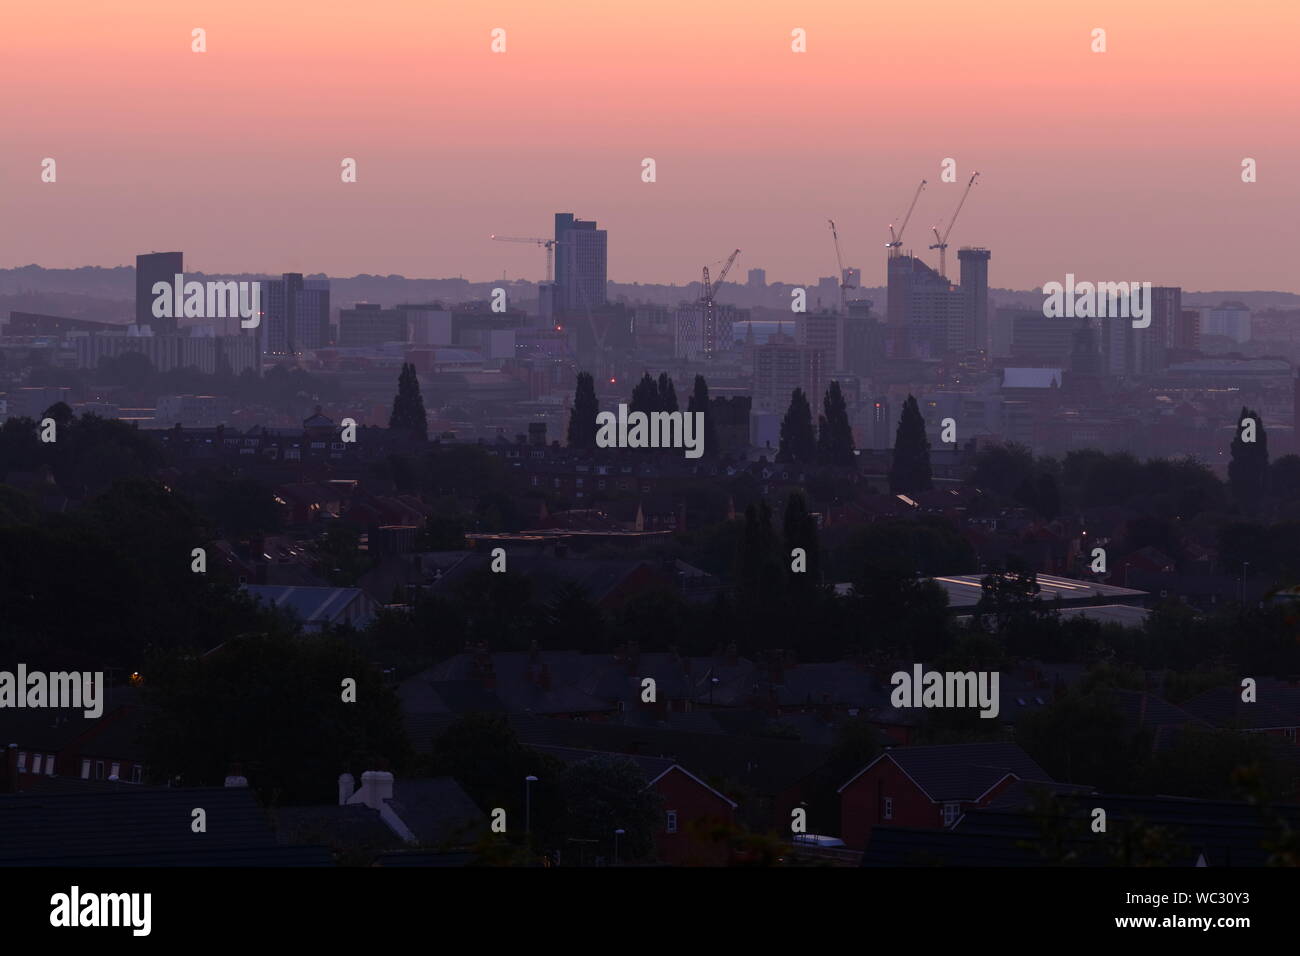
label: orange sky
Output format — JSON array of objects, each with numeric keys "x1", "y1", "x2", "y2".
[{"x1": 2, "y1": 0, "x2": 1297, "y2": 290}]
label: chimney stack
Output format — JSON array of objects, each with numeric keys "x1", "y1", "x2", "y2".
[{"x1": 356, "y1": 770, "x2": 395, "y2": 809}]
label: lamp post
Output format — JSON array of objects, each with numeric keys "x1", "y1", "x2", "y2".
[
  {"x1": 614, "y1": 828, "x2": 625, "y2": 866},
  {"x1": 525, "y1": 775, "x2": 538, "y2": 836}
]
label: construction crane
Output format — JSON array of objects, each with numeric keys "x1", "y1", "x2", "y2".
[
  {"x1": 701, "y1": 249, "x2": 741, "y2": 306},
  {"x1": 828, "y1": 219, "x2": 855, "y2": 313},
  {"x1": 489, "y1": 235, "x2": 559, "y2": 282},
  {"x1": 886, "y1": 179, "x2": 927, "y2": 258},
  {"x1": 699, "y1": 249, "x2": 741, "y2": 359},
  {"x1": 928, "y1": 172, "x2": 980, "y2": 279}
]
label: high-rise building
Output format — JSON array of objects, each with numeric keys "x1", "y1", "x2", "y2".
[
  {"x1": 1142, "y1": 286, "x2": 1182, "y2": 373},
  {"x1": 753, "y1": 334, "x2": 825, "y2": 415},
  {"x1": 1175, "y1": 308, "x2": 1201, "y2": 351},
  {"x1": 136, "y1": 251, "x2": 184, "y2": 333},
  {"x1": 842, "y1": 299, "x2": 883, "y2": 376},
  {"x1": 958, "y1": 247, "x2": 990, "y2": 353},
  {"x1": 747, "y1": 268, "x2": 767, "y2": 288},
  {"x1": 868, "y1": 396, "x2": 893, "y2": 450},
  {"x1": 674, "y1": 304, "x2": 746, "y2": 361},
  {"x1": 1201, "y1": 302, "x2": 1251, "y2": 344},
  {"x1": 261, "y1": 274, "x2": 330, "y2": 355},
  {"x1": 798, "y1": 310, "x2": 843, "y2": 372},
  {"x1": 886, "y1": 254, "x2": 967, "y2": 358},
  {"x1": 338, "y1": 304, "x2": 407, "y2": 347},
  {"x1": 554, "y1": 213, "x2": 607, "y2": 316}
]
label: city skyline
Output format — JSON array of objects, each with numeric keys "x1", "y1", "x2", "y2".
[{"x1": 3, "y1": 0, "x2": 1297, "y2": 291}]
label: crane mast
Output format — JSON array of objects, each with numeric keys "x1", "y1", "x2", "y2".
[
  {"x1": 927, "y1": 172, "x2": 980, "y2": 279},
  {"x1": 887, "y1": 179, "x2": 927, "y2": 258}
]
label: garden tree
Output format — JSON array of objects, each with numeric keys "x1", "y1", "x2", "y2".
[
  {"x1": 614, "y1": 589, "x2": 694, "y2": 652},
  {"x1": 782, "y1": 492, "x2": 820, "y2": 587},
  {"x1": 1121, "y1": 515, "x2": 1183, "y2": 566},
  {"x1": 736, "y1": 501, "x2": 784, "y2": 611},
  {"x1": 816, "y1": 380, "x2": 856, "y2": 467},
  {"x1": 32, "y1": 412, "x2": 165, "y2": 494},
  {"x1": 889, "y1": 395, "x2": 932, "y2": 494},
  {"x1": 425, "y1": 444, "x2": 510, "y2": 498},
  {"x1": 556, "y1": 755, "x2": 665, "y2": 862},
  {"x1": 629, "y1": 372, "x2": 661, "y2": 414},
  {"x1": 1140, "y1": 456, "x2": 1226, "y2": 519},
  {"x1": 425, "y1": 715, "x2": 565, "y2": 851},
  {"x1": 314, "y1": 525, "x2": 375, "y2": 587},
  {"x1": 1062, "y1": 449, "x2": 1145, "y2": 509},
  {"x1": 140, "y1": 627, "x2": 412, "y2": 804},
  {"x1": 846, "y1": 557, "x2": 951, "y2": 663},
  {"x1": 206, "y1": 477, "x2": 283, "y2": 537},
  {"x1": 1269, "y1": 454, "x2": 1300, "y2": 503},
  {"x1": 802, "y1": 720, "x2": 882, "y2": 830},
  {"x1": 829, "y1": 516, "x2": 976, "y2": 581},
  {"x1": 452, "y1": 567, "x2": 540, "y2": 651},
  {"x1": 566, "y1": 371, "x2": 600, "y2": 449},
  {"x1": 777, "y1": 388, "x2": 816, "y2": 464},
  {"x1": 967, "y1": 442, "x2": 1035, "y2": 497},
  {"x1": 42, "y1": 401, "x2": 74, "y2": 428},
  {"x1": 356, "y1": 596, "x2": 464, "y2": 679},
  {"x1": 0, "y1": 485, "x2": 38, "y2": 526},
  {"x1": 974, "y1": 568, "x2": 1058, "y2": 656},
  {"x1": 657, "y1": 372, "x2": 678, "y2": 413},
  {"x1": 1035, "y1": 472, "x2": 1060, "y2": 521},
  {"x1": 417, "y1": 511, "x2": 467, "y2": 551},
  {"x1": 1016, "y1": 690, "x2": 1151, "y2": 791},
  {"x1": 687, "y1": 375, "x2": 717, "y2": 459},
  {"x1": 0, "y1": 479, "x2": 269, "y2": 672},
  {"x1": 389, "y1": 362, "x2": 428, "y2": 440},
  {"x1": 1143, "y1": 724, "x2": 1288, "y2": 801},
  {"x1": 537, "y1": 582, "x2": 608, "y2": 652},
  {"x1": 0, "y1": 416, "x2": 42, "y2": 475},
  {"x1": 1228, "y1": 405, "x2": 1268, "y2": 510}
]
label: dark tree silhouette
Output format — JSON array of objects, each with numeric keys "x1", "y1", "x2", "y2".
[
  {"x1": 816, "y1": 381, "x2": 856, "y2": 467},
  {"x1": 889, "y1": 394, "x2": 932, "y2": 494},
  {"x1": 777, "y1": 388, "x2": 816, "y2": 464},
  {"x1": 566, "y1": 371, "x2": 600, "y2": 449},
  {"x1": 1228, "y1": 405, "x2": 1268, "y2": 510},
  {"x1": 389, "y1": 363, "x2": 428, "y2": 440}
]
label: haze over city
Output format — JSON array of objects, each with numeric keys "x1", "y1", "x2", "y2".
[{"x1": 3, "y1": 0, "x2": 1298, "y2": 290}]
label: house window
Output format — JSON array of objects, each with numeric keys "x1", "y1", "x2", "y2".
[
  {"x1": 81, "y1": 759, "x2": 91, "y2": 779},
  {"x1": 883, "y1": 796, "x2": 893, "y2": 820},
  {"x1": 16, "y1": 751, "x2": 26, "y2": 773},
  {"x1": 131, "y1": 765, "x2": 143, "y2": 784},
  {"x1": 45, "y1": 756, "x2": 55, "y2": 776},
  {"x1": 110, "y1": 762, "x2": 121, "y2": 780},
  {"x1": 666, "y1": 811, "x2": 678, "y2": 834},
  {"x1": 943, "y1": 802, "x2": 960, "y2": 827},
  {"x1": 94, "y1": 761, "x2": 105, "y2": 780},
  {"x1": 31, "y1": 754, "x2": 42, "y2": 774}
]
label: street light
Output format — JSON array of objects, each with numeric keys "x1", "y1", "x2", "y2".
[
  {"x1": 614, "y1": 828, "x2": 625, "y2": 866},
  {"x1": 525, "y1": 775, "x2": 538, "y2": 835}
]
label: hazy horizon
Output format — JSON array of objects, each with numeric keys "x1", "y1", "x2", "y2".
[{"x1": 4, "y1": 0, "x2": 1298, "y2": 291}]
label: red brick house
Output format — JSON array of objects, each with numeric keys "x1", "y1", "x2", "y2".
[
  {"x1": 837, "y1": 743, "x2": 1055, "y2": 851},
  {"x1": 532, "y1": 745, "x2": 737, "y2": 865}
]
